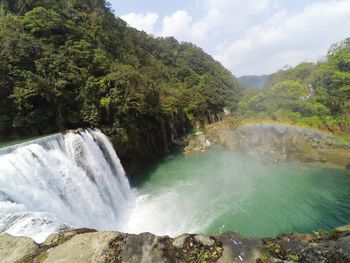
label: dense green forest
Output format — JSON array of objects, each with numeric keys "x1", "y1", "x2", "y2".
[
  {"x1": 0, "y1": 0, "x2": 241, "y2": 172},
  {"x1": 1, "y1": 0, "x2": 349, "y2": 172},
  {"x1": 238, "y1": 39, "x2": 350, "y2": 132}
]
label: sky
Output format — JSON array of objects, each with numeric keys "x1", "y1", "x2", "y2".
[{"x1": 109, "y1": 0, "x2": 350, "y2": 77}]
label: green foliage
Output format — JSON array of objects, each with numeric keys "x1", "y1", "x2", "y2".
[
  {"x1": 0, "y1": 1, "x2": 241, "y2": 164},
  {"x1": 23, "y1": 7, "x2": 63, "y2": 36},
  {"x1": 239, "y1": 39, "x2": 350, "y2": 131}
]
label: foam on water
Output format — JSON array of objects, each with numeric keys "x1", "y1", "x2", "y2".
[
  {"x1": 1, "y1": 129, "x2": 349, "y2": 243},
  {"x1": 128, "y1": 149, "x2": 350, "y2": 238},
  {"x1": 0, "y1": 129, "x2": 135, "y2": 242}
]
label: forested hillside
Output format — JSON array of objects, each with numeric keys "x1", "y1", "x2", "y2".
[
  {"x1": 238, "y1": 39, "x2": 350, "y2": 132},
  {"x1": 0, "y1": 0, "x2": 241, "y2": 172},
  {"x1": 237, "y1": 74, "x2": 270, "y2": 89}
]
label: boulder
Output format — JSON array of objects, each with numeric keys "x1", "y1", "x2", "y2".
[
  {"x1": 41, "y1": 231, "x2": 119, "y2": 263},
  {"x1": 332, "y1": 224, "x2": 350, "y2": 238},
  {"x1": 0, "y1": 233, "x2": 39, "y2": 263},
  {"x1": 194, "y1": 234, "x2": 215, "y2": 247},
  {"x1": 43, "y1": 228, "x2": 97, "y2": 247},
  {"x1": 1, "y1": 225, "x2": 350, "y2": 262}
]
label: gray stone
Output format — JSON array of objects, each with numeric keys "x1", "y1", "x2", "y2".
[
  {"x1": 194, "y1": 234, "x2": 215, "y2": 247},
  {"x1": 214, "y1": 232, "x2": 263, "y2": 263},
  {"x1": 206, "y1": 123, "x2": 350, "y2": 168},
  {"x1": 337, "y1": 235, "x2": 350, "y2": 255},
  {"x1": 2, "y1": 224, "x2": 350, "y2": 263},
  {"x1": 42, "y1": 231, "x2": 119, "y2": 263},
  {"x1": 173, "y1": 234, "x2": 188, "y2": 248},
  {"x1": 118, "y1": 232, "x2": 168, "y2": 263}
]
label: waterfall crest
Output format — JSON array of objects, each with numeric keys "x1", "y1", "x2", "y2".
[{"x1": 0, "y1": 129, "x2": 135, "y2": 242}]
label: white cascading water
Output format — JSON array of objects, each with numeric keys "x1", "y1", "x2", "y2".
[{"x1": 0, "y1": 129, "x2": 136, "y2": 243}]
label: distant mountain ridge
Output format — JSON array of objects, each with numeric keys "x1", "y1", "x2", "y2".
[{"x1": 237, "y1": 74, "x2": 271, "y2": 89}]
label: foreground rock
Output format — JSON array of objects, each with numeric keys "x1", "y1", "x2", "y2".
[
  {"x1": 207, "y1": 122, "x2": 350, "y2": 168},
  {"x1": 0, "y1": 234, "x2": 39, "y2": 263},
  {"x1": 1, "y1": 225, "x2": 350, "y2": 262}
]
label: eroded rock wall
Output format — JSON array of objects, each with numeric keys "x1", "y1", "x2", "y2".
[{"x1": 207, "y1": 123, "x2": 350, "y2": 168}]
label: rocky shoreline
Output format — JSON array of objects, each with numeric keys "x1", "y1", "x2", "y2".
[
  {"x1": 1, "y1": 225, "x2": 350, "y2": 263},
  {"x1": 177, "y1": 131, "x2": 211, "y2": 155},
  {"x1": 206, "y1": 122, "x2": 350, "y2": 169},
  {"x1": 2, "y1": 122, "x2": 350, "y2": 263}
]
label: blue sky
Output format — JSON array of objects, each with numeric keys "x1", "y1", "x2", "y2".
[{"x1": 109, "y1": 0, "x2": 350, "y2": 76}]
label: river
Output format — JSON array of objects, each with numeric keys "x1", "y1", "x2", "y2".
[
  {"x1": 0, "y1": 130, "x2": 349, "y2": 243},
  {"x1": 130, "y1": 147, "x2": 350, "y2": 237}
]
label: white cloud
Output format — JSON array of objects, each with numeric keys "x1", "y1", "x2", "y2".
[
  {"x1": 214, "y1": 0, "x2": 350, "y2": 76},
  {"x1": 120, "y1": 12, "x2": 159, "y2": 34},
  {"x1": 159, "y1": 0, "x2": 271, "y2": 46},
  {"x1": 120, "y1": 1, "x2": 350, "y2": 76},
  {"x1": 159, "y1": 10, "x2": 210, "y2": 44},
  {"x1": 160, "y1": 10, "x2": 192, "y2": 39}
]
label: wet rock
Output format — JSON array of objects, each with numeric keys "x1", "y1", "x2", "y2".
[{"x1": 320, "y1": 148, "x2": 350, "y2": 168}]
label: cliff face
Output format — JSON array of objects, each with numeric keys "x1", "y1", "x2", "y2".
[
  {"x1": 1, "y1": 225, "x2": 350, "y2": 263},
  {"x1": 206, "y1": 123, "x2": 350, "y2": 169}
]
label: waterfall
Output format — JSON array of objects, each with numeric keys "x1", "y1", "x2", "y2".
[{"x1": 0, "y1": 129, "x2": 135, "y2": 243}]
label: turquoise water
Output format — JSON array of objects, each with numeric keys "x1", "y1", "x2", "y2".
[{"x1": 132, "y1": 148, "x2": 350, "y2": 237}]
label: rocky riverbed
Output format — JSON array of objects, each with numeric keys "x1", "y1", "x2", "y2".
[
  {"x1": 1, "y1": 225, "x2": 350, "y2": 263},
  {"x1": 206, "y1": 122, "x2": 350, "y2": 169}
]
